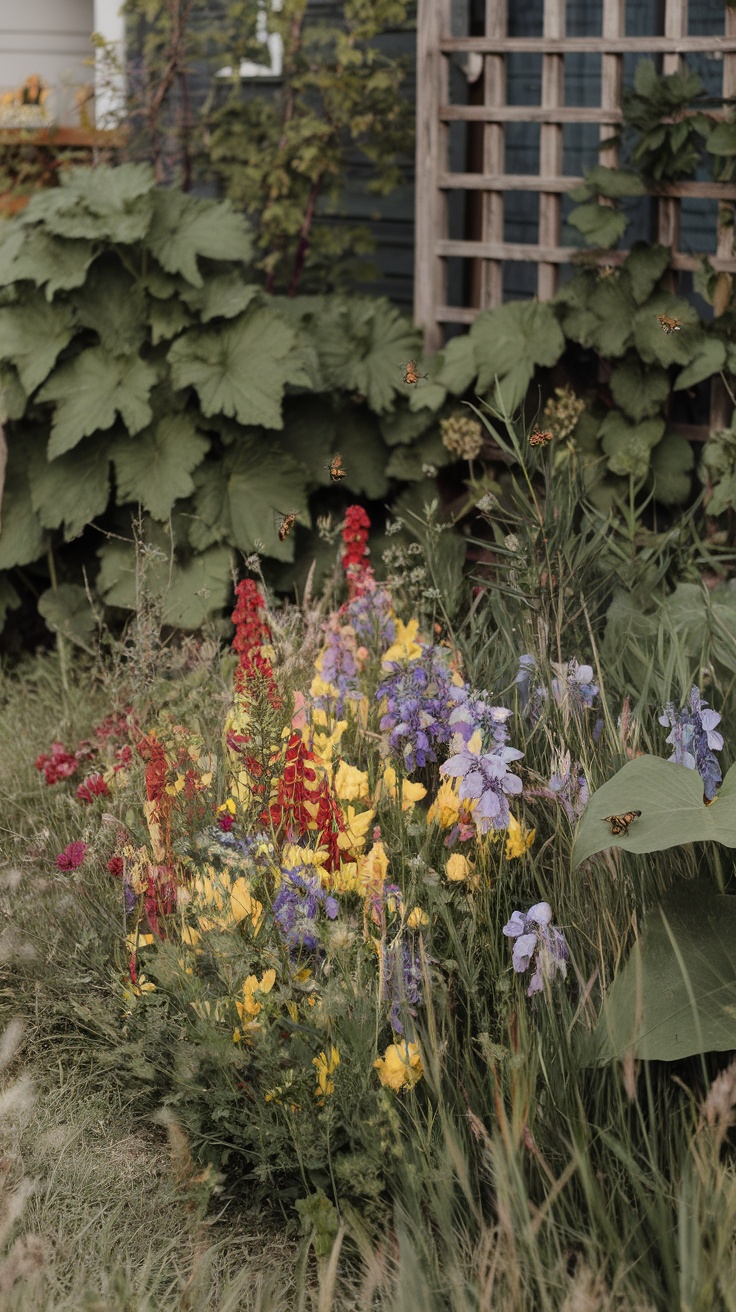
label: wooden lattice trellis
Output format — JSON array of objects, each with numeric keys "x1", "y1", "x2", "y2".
[{"x1": 414, "y1": 0, "x2": 736, "y2": 385}]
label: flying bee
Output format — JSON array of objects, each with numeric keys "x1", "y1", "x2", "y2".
[
  {"x1": 276, "y1": 511, "x2": 297, "y2": 542},
  {"x1": 602, "y1": 810, "x2": 642, "y2": 837},
  {"x1": 656, "y1": 314, "x2": 682, "y2": 335},
  {"x1": 325, "y1": 453, "x2": 347, "y2": 483},
  {"x1": 599, "y1": 263, "x2": 616, "y2": 278},
  {"x1": 529, "y1": 427, "x2": 554, "y2": 447},
  {"x1": 400, "y1": 360, "x2": 428, "y2": 387}
]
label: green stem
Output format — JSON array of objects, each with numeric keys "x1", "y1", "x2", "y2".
[{"x1": 47, "y1": 543, "x2": 70, "y2": 699}]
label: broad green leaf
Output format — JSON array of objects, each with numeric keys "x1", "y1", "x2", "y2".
[
  {"x1": 380, "y1": 406, "x2": 436, "y2": 448},
  {"x1": 278, "y1": 398, "x2": 335, "y2": 475},
  {"x1": 0, "y1": 574, "x2": 20, "y2": 628},
  {"x1": 38, "y1": 583, "x2": 97, "y2": 650},
  {"x1": 335, "y1": 412, "x2": 390, "y2": 497},
  {"x1": 189, "y1": 463, "x2": 233, "y2": 552},
  {"x1": 111, "y1": 415, "x2": 210, "y2": 521},
  {"x1": 588, "y1": 880, "x2": 736, "y2": 1062},
  {"x1": 0, "y1": 295, "x2": 75, "y2": 394},
  {"x1": 623, "y1": 243, "x2": 671, "y2": 305},
  {"x1": 582, "y1": 166, "x2": 646, "y2": 199},
  {"x1": 147, "y1": 189, "x2": 253, "y2": 288},
  {"x1": 0, "y1": 226, "x2": 96, "y2": 298},
  {"x1": 22, "y1": 163, "x2": 155, "y2": 244},
  {"x1": 40, "y1": 348, "x2": 158, "y2": 457},
  {"x1": 647, "y1": 430, "x2": 694, "y2": 506},
  {"x1": 97, "y1": 536, "x2": 233, "y2": 629},
  {"x1": 72, "y1": 256, "x2": 147, "y2": 357},
  {"x1": 471, "y1": 301, "x2": 565, "y2": 397},
  {"x1": 707, "y1": 121, "x2": 736, "y2": 156},
  {"x1": 149, "y1": 298, "x2": 193, "y2": 345},
  {"x1": 658, "y1": 581, "x2": 736, "y2": 676},
  {"x1": 182, "y1": 275, "x2": 260, "y2": 322},
  {"x1": 572, "y1": 756, "x2": 736, "y2": 867},
  {"x1": 314, "y1": 298, "x2": 421, "y2": 414},
  {"x1": 29, "y1": 433, "x2": 112, "y2": 540},
  {"x1": 386, "y1": 428, "x2": 451, "y2": 481},
  {"x1": 585, "y1": 280, "x2": 637, "y2": 358},
  {"x1": 436, "y1": 334, "x2": 477, "y2": 395},
  {"x1": 632, "y1": 301, "x2": 695, "y2": 365},
  {"x1": 609, "y1": 356, "x2": 670, "y2": 421},
  {"x1": 567, "y1": 203, "x2": 628, "y2": 249},
  {"x1": 599, "y1": 412, "x2": 664, "y2": 478},
  {"x1": 673, "y1": 335, "x2": 726, "y2": 391},
  {"x1": 0, "y1": 444, "x2": 46, "y2": 569},
  {"x1": 0, "y1": 367, "x2": 27, "y2": 422},
  {"x1": 168, "y1": 310, "x2": 295, "y2": 429},
  {"x1": 227, "y1": 437, "x2": 310, "y2": 561},
  {"x1": 409, "y1": 380, "x2": 447, "y2": 412}
]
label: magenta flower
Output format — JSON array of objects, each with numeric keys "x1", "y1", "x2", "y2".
[{"x1": 56, "y1": 841, "x2": 88, "y2": 871}]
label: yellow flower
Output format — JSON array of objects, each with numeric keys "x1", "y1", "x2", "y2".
[
  {"x1": 235, "y1": 968, "x2": 276, "y2": 1022},
  {"x1": 313, "y1": 1044, "x2": 340, "y2": 1100},
  {"x1": 217, "y1": 797, "x2": 237, "y2": 817},
  {"x1": 379, "y1": 764, "x2": 427, "y2": 811},
  {"x1": 382, "y1": 618, "x2": 423, "y2": 665},
  {"x1": 373, "y1": 1041, "x2": 423, "y2": 1092},
  {"x1": 327, "y1": 860, "x2": 362, "y2": 894},
  {"x1": 310, "y1": 673, "x2": 342, "y2": 706},
  {"x1": 180, "y1": 923, "x2": 202, "y2": 949},
  {"x1": 360, "y1": 840, "x2": 389, "y2": 897},
  {"x1": 428, "y1": 778, "x2": 466, "y2": 827},
  {"x1": 309, "y1": 719, "x2": 347, "y2": 766},
  {"x1": 131, "y1": 973, "x2": 156, "y2": 997},
  {"x1": 406, "y1": 906, "x2": 429, "y2": 930},
  {"x1": 505, "y1": 814, "x2": 536, "y2": 860},
  {"x1": 337, "y1": 805, "x2": 375, "y2": 853},
  {"x1": 334, "y1": 761, "x2": 370, "y2": 803},
  {"x1": 230, "y1": 877, "x2": 264, "y2": 933},
  {"x1": 125, "y1": 930, "x2": 156, "y2": 955},
  {"x1": 445, "y1": 853, "x2": 471, "y2": 883}
]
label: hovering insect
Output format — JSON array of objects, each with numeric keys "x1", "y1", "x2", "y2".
[
  {"x1": 656, "y1": 314, "x2": 682, "y2": 335},
  {"x1": 325, "y1": 453, "x2": 347, "y2": 483},
  {"x1": 276, "y1": 511, "x2": 297, "y2": 542},
  {"x1": 602, "y1": 810, "x2": 642, "y2": 837},
  {"x1": 400, "y1": 360, "x2": 428, "y2": 387},
  {"x1": 529, "y1": 427, "x2": 554, "y2": 447},
  {"x1": 599, "y1": 263, "x2": 616, "y2": 279}
]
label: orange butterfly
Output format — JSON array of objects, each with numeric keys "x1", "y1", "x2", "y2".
[
  {"x1": 529, "y1": 427, "x2": 554, "y2": 447},
  {"x1": 656, "y1": 314, "x2": 682, "y2": 335},
  {"x1": 400, "y1": 360, "x2": 428, "y2": 387},
  {"x1": 603, "y1": 810, "x2": 641, "y2": 837},
  {"x1": 325, "y1": 453, "x2": 347, "y2": 483}
]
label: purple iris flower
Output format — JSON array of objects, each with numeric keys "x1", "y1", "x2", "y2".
[
  {"x1": 548, "y1": 752, "x2": 589, "y2": 824},
  {"x1": 346, "y1": 584, "x2": 395, "y2": 648},
  {"x1": 377, "y1": 650, "x2": 454, "y2": 772},
  {"x1": 659, "y1": 685, "x2": 723, "y2": 801},
  {"x1": 514, "y1": 654, "x2": 547, "y2": 722},
  {"x1": 440, "y1": 739, "x2": 523, "y2": 833},
  {"x1": 448, "y1": 686, "x2": 513, "y2": 749},
  {"x1": 273, "y1": 866, "x2": 338, "y2": 951},
  {"x1": 550, "y1": 659, "x2": 598, "y2": 712},
  {"x1": 382, "y1": 939, "x2": 423, "y2": 1035},
  {"x1": 502, "y1": 902, "x2": 568, "y2": 997}
]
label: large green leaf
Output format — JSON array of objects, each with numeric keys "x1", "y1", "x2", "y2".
[
  {"x1": 0, "y1": 444, "x2": 46, "y2": 568},
  {"x1": 587, "y1": 880, "x2": 736, "y2": 1062},
  {"x1": 22, "y1": 163, "x2": 155, "y2": 244},
  {"x1": 580, "y1": 166, "x2": 646, "y2": 199},
  {"x1": 38, "y1": 583, "x2": 97, "y2": 650},
  {"x1": 72, "y1": 257, "x2": 148, "y2": 357},
  {"x1": 623, "y1": 243, "x2": 671, "y2": 305},
  {"x1": 97, "y1": 537, "x2": 233, "y2": 629},
  {"x1": 40, "y1": 348, "x2": 158, "y2": 457},
  {"x1": 609, "y1": 356, "x2": 670, "y2": 421},
  {"x1": 585, "y1": 279, "x2": 637, "y2": 358},
  {"x1": 0, "y1": 226, "x2": 96, "y2": 299},
  {"x1": 386, "y1": 428, "x2": 451, "y2": 481},
  {"x1": 673, "y1": 335, "x2": 727, "y2": 391},
  {"x1": 599, "y1": 412, "x2": 664, "y2": 478},
  {"x1": 470, "y1": 301, "x2": 565, "y2": 405},
  {"x1": 188, "y1": 463, "x2": 233, "y2": 552},
  {"x1": 335, "y1": 412, "x2": 391, "y2": 497},
  {"x1": 436, "y1": 334, "x2": 478, "y2": 395},
  {"x1": 0, "y1": 295, "x2": 75, "y2": 394},
  {"x1": 168, "y1": 310, "x2": 296, "y2": 429},
  {"x1": 147, "y1": 190, "x2": 253, "y2": 288},
  {"x1": 29, "y1": 433, "x2": 112, "y2": 540},
  {"x1": 312, "y1": 298, "x2": 421, "y2": 414},
  {"x1": 182, "y1": 275, "x2": 260, "y2": 323},
  {"x1": 567, "y1": 203, "x2": 628, "y2": 249},
  {"x1": 658, "y1": 581, "x2": 736, "y2": 676},
  {"x1": 632, "y1": 300, "x2": 695, "y2": 365},
  {"x1": 380, "y1": 406, "x2": 436, "y2": 448},
  {"x1": 572, "y1": 756, "x2": 736, "y2": 867},
  {"x1": 111, "y1": 415, "x2": 210, "y2": 520},
  {"x1": 647, "y1": 430, "x2": 694, "y2": 506},
  {"x1": 227, "y1": 437, "x2": 310, "y2": 561}
]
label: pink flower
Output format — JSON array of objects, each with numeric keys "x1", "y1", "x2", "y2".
[
  {"x1": 56, "y1": 841, "x2": 88, "y2": 871},
  {"x1": 217, "y1": 812, "x2": 234, "y2": 832},
  {"x1": 107, "y1": 856, "x2": 124, "y2": 877},
  {"x1": 76, "y1": 773, "x2": 111, "y2": 804}
]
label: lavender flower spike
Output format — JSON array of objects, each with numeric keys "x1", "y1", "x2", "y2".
[
  {"x1": 659, "y1": 685, "x2": 723, "y2": 801},
  {"x1": 441, "y1": 737, "x2": 523, "y2": 833}
]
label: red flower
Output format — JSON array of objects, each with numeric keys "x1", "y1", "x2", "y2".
[
  {"x1": 341, "y1": 505, "x2": 374, "y2": 599},
  {"x1": 231, "y1": 579, "x2": 272, "y2": 658},
  {"x1": 76, "y1": 773, "x2": 111, "y2": 804},
  {"x1": 217, "y1": 812, "x2": 234, "y2": 832},
  {"x1": 56, "y1": 841, "x2": 88, "y2": 871},
  {"x1": 35, "y1": 742, "x2": 80, "y2": 786},
  {"x1": 107, "y1": 856, "x2": 124, "y2": 877}
]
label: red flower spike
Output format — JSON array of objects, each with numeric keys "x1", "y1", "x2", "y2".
[
  {"x1": 341, "y1": 505, "x2": 375, "y2": 599},
  {"x1": 76, "y1": 773, "x2": 111, "y2": 804}
]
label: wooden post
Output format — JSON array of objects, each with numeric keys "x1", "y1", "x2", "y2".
[
  {"x1": 481, "y1": 0, "x2": 507, "y2": 309},
  {"x1": 414, "y1": 0, "x2": 450, "y2": 353},
  {"x1": 658, "y1": 0, "x2": 688, "y2": 254},
  {"x1": 538, "y1": 0, "x2": 565, "y2": 300},
  {"x1": 600, "y1": 0, "x2": 625, "y2": 168}
]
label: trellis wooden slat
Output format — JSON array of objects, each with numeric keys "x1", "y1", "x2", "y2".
[{"x1": 414, "y1": 0, "x2": 736, "y2": 433}]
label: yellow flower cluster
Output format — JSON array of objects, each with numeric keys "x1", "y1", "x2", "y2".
[
  {"x1": 373, "y1": 1041, "x2": 423, "y2": 1092},
  {"x1": 313, "y1": 1044, "x2": 340, "y2": 1101}
]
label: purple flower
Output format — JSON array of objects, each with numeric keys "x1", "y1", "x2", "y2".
[
  {"x1": 315, "y1": 620, "x2": 362, "y2": 717},
  {"x1": 502, "y1": 902, "x2": 568, "y2": 997},
  {"x1": 377, "y1": 649, "x2": 455, "y2": 772},
  {"x1": 548, "y1": 751, "x2": 589, "y2": 824},
  {"x1": 273, "y1": 865, "x2": 338, "y2": 951},
  {"x1": 514, "y1": 655, "x2": 547, "y2": 722},
  {"x1": 441, "y1": 738, "x2": 523, "y2": 833},
  {"x1": 346, "y1": 584, "x2": 395, "y2": 649},
  {"x1": 382, "y1": 939, "x2": 423, "y2": 1035},
  {"x1": 659, "y1": 685, "x2": 723, "y2": 801},
  {"x1": 550, "y1": 659, "x2": 598, "y2": 712},
  {"x1": 448, "y1": 685, "x2": 513, "y2": 750}
]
